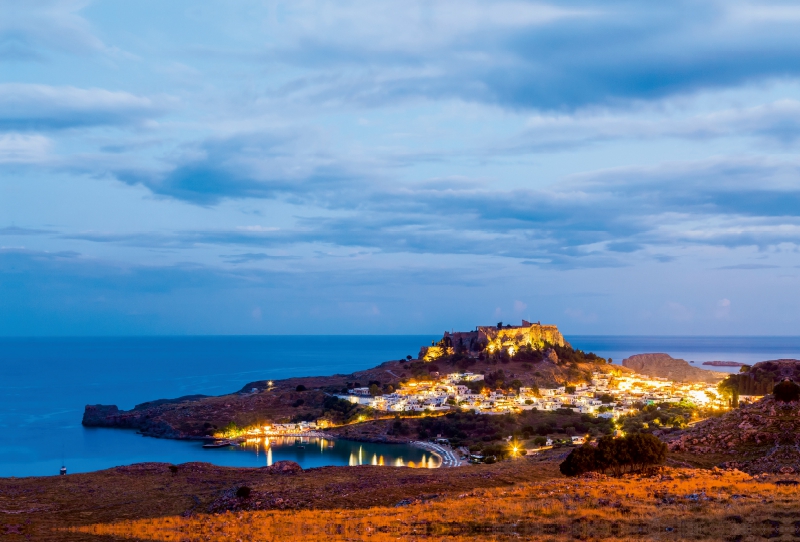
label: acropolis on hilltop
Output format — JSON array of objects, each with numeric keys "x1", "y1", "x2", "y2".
[{"x1": 420, "y1": 320, "x2": 569, "y2": 361}]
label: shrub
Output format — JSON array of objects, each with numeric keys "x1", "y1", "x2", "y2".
[
  {"x1": 295, "y1": 385, "x2": 307, "y2": 392},
  {"x1": 236, "y1": 486, "x2": 251, "y2": 499},
  {"x1": 559, "y1": 434, "x2": 667, "y2": 477},
  {"x1": 559, "y1": 444, "x2": 596, "y2": 476},
  {"x1": 774, "y1": 380, "x2": 800, "y2": 402}
]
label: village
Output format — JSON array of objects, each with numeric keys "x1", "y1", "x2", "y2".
[
  {"x1": 254, "y1": 369, "x2": 738, "y2": 437},
  {"x1": 340, "y1": 370, "x2": 731, "y2": 416}
]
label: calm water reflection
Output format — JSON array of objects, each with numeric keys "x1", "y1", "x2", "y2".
[{"x1": 236, "y1": 437, "x2": 441, "y2": 469}]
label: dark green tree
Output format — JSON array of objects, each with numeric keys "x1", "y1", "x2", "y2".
[
  {"x1": 559, "y1": 444, "x2": 596, "y2": 476},
  {"x1": 774, "y1": 380, "x2": 800, "y2": 402}
]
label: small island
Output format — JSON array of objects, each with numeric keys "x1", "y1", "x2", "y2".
[{"x1": 702, "y1": 360, "x2": 747, "y2": 367}]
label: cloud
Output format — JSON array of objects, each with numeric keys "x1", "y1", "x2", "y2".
[
  {"x1": 0, "y1": 132, "x2": 52, "y2": 162},
  {"x1": 0, "y1": 84, "x2": 170, "y2": 130},
  {"x1": 716, "y1": 263, "x2": 779, "y2": 270},
  {"x1": 221, "y1": 253, "x2": 298, "y2": 264},
  {"x1": 0, "y1": 248, "x2": 493, "y2": 334},
  {"x1": 508, "y1": 99, "x2": 800, "y2": 153},
  {"x1": 0, "y1": 0, "x2": 113, "y2": 61},
  {"x1": 236, "y1": 0, "x2": 800, "y2": 111},
  {"x1": 0, "y1": 226, "x2": 56, "y2": 235},
  {"x1": 114, "y1": 133, "x2": 364, "y2": 205},
  {"x1": 57, "y1": 154, "x2": 800, "y2": 270}
]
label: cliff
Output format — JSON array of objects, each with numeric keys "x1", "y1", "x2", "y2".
[
  {"x1": 622, "y1": 353, "x2": 727, "y2": 384},
  {"x1": 421, "y1": 321, "x2": 568, "y2": 361}
]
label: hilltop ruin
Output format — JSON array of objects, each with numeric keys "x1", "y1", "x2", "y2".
[{"x1": 419, "y1": 320, "x2": 568, "y2": 361}]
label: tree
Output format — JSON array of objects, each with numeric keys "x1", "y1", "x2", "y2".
[
  {"x1": 774, "y1": 380, "x2": 800, "y2": 402},
  {"x1": 559, "y1": 434, "x2": 667, "y2": 477},
  {"x1": 369, "y1": 384, "x2": 381, "y2": 396},
  {"x1": 559, "y1": 444, "x2": 596, "y2": 476},
  {"x1": 718, "y1": 377, "x2": 739, "y2": 407},
  {"x1": 565, "y1": 385, "x2": 576, "y2": 394},
  {"x1": 295, "y1": 384, "x2": 307, "y2": 392},
  {"x1": 220, "y1": 421, "x2": 240, "y2": 438}
]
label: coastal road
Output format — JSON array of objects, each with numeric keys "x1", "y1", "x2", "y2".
[{"x1": 412, "y1": 441, "x2": 462, "y2": 467}]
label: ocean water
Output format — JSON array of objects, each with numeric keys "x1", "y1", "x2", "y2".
[
  {"x1": 2, "y1": 335, "x2": 799, "y2": 477},
  {"x1": 568, "y1": 335, "x2": 800, "y2": 374},
  {"x1": 0, "y1": 336, "x2": 437, "y2": 477}
]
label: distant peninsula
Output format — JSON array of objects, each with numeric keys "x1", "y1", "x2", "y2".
[{"x1": 622, "y1": 353, "x2": 727, "y2": 383}]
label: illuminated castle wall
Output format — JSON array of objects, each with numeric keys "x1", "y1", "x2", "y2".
[{"x1": 419, "y1": 320, "x2": 568, "y2": 361}]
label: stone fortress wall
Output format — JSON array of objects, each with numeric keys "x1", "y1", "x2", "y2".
[{"x1": 420, "y1": 320, "x2": 568, "y2": 361}]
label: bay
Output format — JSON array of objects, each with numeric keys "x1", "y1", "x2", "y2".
[
  {"x1": 0, "y1": 336, "x2": 437, "y2": 477},
  {"x1": 3, "y1": 334, "x2": 799, "y2": 477}
]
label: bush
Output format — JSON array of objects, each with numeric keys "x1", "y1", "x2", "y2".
[
  {"x1": 296, "y1": 385, "x2": 307, "y2": 392},
  {"x1": 559, "y1": 444, "x2": 597, "y2": 476},
  {"x1": 236, "y1": 486, "x2": 252, "y2": 499},
  {"x1": 559, "y1": 434, "x2": 667, "y2": 477},
  {"x1": 774, "y1": 380, "x2": 800, "y2": 402}
]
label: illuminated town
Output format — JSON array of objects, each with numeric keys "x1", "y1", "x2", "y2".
[
  {"x1": 240, "y1": 369, "x2": 734, "y2": 438},
  {"x1": 339, "y1": 370, "x2": 731, "y2": 416}
]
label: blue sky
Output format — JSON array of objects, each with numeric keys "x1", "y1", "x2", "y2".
[{"x1": 3, "y1": 0, "x2": 800, "y2": 335}]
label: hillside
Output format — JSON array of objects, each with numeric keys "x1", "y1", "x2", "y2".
[
  {"x1": 622, "y1": 353, "x2": 727, "y2": 383},
  {"x1": 667, "y1": 360, "x2": 800, "y2": 474},
  {"x1": 83, "y1": 345, "x2": 619, "y2": 441},
  {"x1": 68, "y1": 466, "x2": 799, "y2": 542}
]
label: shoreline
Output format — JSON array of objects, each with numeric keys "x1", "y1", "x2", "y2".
[{"x1": 410, "y1": 440, "x2": 462, "y2": 467}]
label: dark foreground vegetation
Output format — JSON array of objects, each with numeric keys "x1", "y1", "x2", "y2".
[{"x1": 559, "y1": 433, "x2": 668, "y2": 476}]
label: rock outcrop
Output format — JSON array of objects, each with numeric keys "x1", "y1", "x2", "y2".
[
  {"x1": 82, "y1": 404, "x2": 185, "y2": 438},
  {"x1": 668, "y1": 395, "x2": 800, "y2": 474},
  {"x1": 421, "y1": 321, "x2": 568, "y2": 361},
  {"x1": 622, "y1": 353, "x2": 726, "y2": 383}
]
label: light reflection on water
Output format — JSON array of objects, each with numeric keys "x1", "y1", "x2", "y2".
[{"x1": 238, "y1": 436, "x2": 441, "y2": 469}]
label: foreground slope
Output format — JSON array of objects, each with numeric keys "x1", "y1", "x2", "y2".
[{"x1": 72, "y1": 467, "x2": 799, "y2": 542}]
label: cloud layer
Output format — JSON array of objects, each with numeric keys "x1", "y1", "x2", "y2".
[{"x1": 4, "y1": 0, "x2": 800, "y2": 334}]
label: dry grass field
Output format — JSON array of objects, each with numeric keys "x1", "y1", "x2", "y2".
[
  {"x1": 61, "y1": 467, "x2": 800, "y2": 541},
  {"x1": 0, "y1": 454, "x2": 560, "y2": 541}
]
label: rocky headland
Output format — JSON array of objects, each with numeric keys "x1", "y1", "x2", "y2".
[
  {"x1": 667, "y1": 359, "x2": 800, "y2": 474},
  {"x1": 622, "y1": 353, "x2": 727, "y2": 383},
  {"x1": 82, "y1": 349, "x2": 617, "y2": 441}
]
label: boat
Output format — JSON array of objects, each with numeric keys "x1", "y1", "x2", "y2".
[{"x1": 203, "y1": 440, "x2": 233, "y2": 448}]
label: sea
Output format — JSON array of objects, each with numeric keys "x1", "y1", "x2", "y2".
[{"x1": 1, "y1": 335, "x2": 799, "y2": 478}]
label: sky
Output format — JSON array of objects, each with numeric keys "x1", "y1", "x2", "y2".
[{"x1": 3, "y1": 0, "x2": 800, "y2": 336}]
